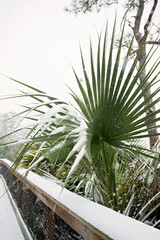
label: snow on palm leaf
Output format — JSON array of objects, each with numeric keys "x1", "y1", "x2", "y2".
[
  {"x1": 7, "y1": 95, "x2": 80, "y2": 172},
  {"x1": 10, "y1": 94, "x2": 88, "y2": 178}
]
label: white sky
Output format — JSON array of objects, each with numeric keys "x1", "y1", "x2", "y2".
[
  {"x1": 0, "y1": 0, "x2": 160, "y2": 113},
  {"x1": 0, "y1": 0, "x2": 114, "y2": 113}
]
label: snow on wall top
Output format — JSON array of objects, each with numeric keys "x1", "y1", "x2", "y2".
[{"x1": 1, "y1": 159, "x2": 160, "y2": 240}]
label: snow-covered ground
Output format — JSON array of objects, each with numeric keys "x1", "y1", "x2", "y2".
[{"x1": 0, "y1": 176, "x2": 25, "y2": 240}]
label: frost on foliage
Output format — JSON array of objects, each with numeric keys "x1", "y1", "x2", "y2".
[
  {"x1": 67, "y1": 145, "x2": 86, "y2": 180},
  {"x1": 32, "y1": 103, "x2": 68, "y2": 136},
  {"x1": 28, "y1": 141, "x2": 67, "y2": 171},
  {"x1": 51, "y1": 126, "x2": 65, "y2": 135},
  {"x1": 28, "y1": 141, "x2": 47, "y2": 169}
]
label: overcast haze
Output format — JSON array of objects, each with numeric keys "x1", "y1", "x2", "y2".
[
  {"x1": 0, "y1": 0, "x2": 160, "y2": 113},
  {"x1": 0, "y1": 0, "x2": 116, "y2": 113}
]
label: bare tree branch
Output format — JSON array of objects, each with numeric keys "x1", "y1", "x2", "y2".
[
  {"x1": 130, "y1": 49, "x2": 139, "y2": 55},
  {"x1": 146, "y1": 40, "x2": 160, "y2": 44},
  {"x1": 65, "y1": 0, "x2": 118, "y2": 14},
  {"x1": 122, "y1": 0, "x2": 135, "y2": 24},
  {"x1": 144, "y1": 0, "x2": 158, "y2": 36},
  {"x1": 134, "y1": 0, "x2": 144, "y2": 39}
]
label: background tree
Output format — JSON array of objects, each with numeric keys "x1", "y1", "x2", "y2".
[
  {"x1": 65, "y1": 0, "x2": 118, "y2": 13},
  {"x1": 66, "y1": 0, "x2": 160, "y2": 148},
  {"x1": 0, "y1": 112, "x2": 26, "y2": 160}
]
